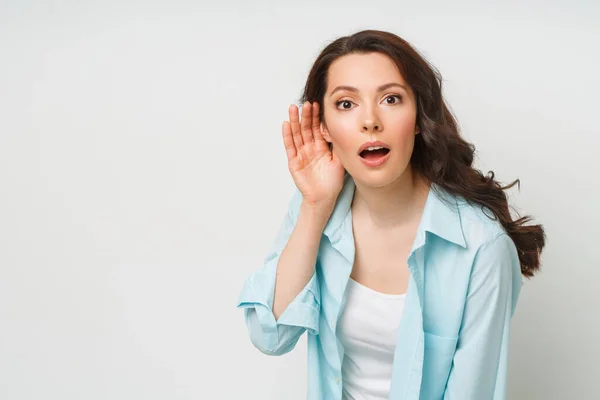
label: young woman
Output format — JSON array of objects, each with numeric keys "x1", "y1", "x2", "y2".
[{"x1": 237, "y1": 29, "x2": 545, "y2": 400}]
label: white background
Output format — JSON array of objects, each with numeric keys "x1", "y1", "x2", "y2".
[{"x1": 1, "y1": 1, "x2": 598, "y2": 399}]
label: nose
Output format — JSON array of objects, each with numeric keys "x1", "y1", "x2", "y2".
[{"x1": 361, "y1": 119, "x2": 382, "y2": 133}]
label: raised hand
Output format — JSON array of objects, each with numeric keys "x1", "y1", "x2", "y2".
[{"x1": 282, "y1": 101, "x2": 345, "y2": 209}]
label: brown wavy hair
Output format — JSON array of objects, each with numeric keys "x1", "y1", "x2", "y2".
[{"x1": 298, "y1": 29, "x2": 545, "y2": 277}]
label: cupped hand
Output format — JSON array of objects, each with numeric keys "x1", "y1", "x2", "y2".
[{"x1": 282, "y1": 101, "x2": 345, "y2": 208}]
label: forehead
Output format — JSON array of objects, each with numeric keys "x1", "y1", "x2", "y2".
[{"x1": 326, "y1": 52, "x2": 407, "y2": 91}]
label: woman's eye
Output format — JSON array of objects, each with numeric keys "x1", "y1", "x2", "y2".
[
  {"x1": 385, "y1": 94, "x2": 402, "y2": 104},
  {"x1": 335, "y1": 100, "x2": 354, "y2": 110}
]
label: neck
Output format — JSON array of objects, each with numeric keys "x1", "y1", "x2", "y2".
[{"x1": 351, "y1": 166, "x2": 430, "y2": 230}]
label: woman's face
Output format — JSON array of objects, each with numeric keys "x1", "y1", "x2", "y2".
[{"x1": 321, "y1": 52, "x2": 420, "y2": 188}]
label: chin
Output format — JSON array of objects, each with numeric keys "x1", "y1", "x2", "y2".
[{"x1": 348, "y1": 165, "x2": 405, "y2": 189}]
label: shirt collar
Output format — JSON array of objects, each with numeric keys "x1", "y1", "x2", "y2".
[{"x1": 322, "y1": 171, "x2": 467, "y2": 249}]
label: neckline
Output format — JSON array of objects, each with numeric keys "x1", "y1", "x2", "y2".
[{"x1": 348, "y1": 277, "x2": 407, "y2": 299}]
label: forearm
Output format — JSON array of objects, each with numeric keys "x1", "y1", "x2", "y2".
[{"x1": 272, "y1": 201, "x2": 333, "y2": 319}]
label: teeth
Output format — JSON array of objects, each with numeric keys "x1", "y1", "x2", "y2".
[{"x1": 365, "y1": 146, "x2": 384, "y2": 151}]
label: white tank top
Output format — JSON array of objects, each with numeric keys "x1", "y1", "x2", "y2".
[{"x1": 337, "y1": 277, "x2": 407, "y2": 400}]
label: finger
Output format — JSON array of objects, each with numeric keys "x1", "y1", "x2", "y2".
[
  {"x1": 289, "y1": 104, "x2": 303, "y2": 148},
  {"x1": 311, "y1": 102, "x2": 326, "y2": 143},
  {"x1": 282, "y1": 121, "x2": 296, "y2": 160},
  {"x1": 300, "y1": 101, "x2": 314, "y2": 145}
]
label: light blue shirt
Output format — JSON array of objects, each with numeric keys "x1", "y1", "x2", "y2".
[{"x1": 237, "y1": 172, "x2": 522, "y2": 399}]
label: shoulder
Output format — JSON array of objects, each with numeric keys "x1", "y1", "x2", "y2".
[
  {"x1": 442, "y1": 190, "x2": 521, "y2": 282},
  {"x1": 453, "y1": 193, "x2": 511, "y2": 252},
  {"x1": 452, "y1": 193, "x2": 522, "y2": 292}
]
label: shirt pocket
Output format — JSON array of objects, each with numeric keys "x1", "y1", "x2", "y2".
[{"x1": 421, "y1": 332, "x2": 458, "y2": 399}]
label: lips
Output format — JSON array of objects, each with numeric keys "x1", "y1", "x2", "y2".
[
  {"x1": 358, "y1": 140, "x2": 390, "y2": 155},
  {"x1": 360, "y1": 148, "x2": 391, "y2": 167}
]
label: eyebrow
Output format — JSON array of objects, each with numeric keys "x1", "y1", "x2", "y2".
[{"x1": 328, "y1": 82, "x2": 408, "y2": 97}]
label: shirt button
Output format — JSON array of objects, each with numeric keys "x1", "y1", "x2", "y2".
[
  {"x1": 330, "y1": 322, "x2": 335, "y2": 329},
  {"x1": 335, "y1": 377, "x2": 340, "y2": 384}
]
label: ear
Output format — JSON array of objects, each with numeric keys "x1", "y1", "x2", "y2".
[{"x1": 320, "y1": 122, "x2": 332, "y2": 143}]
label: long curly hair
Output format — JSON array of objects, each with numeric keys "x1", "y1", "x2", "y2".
[{"x1": 299, "y1": 29, "x2": 545, "y2": 277}]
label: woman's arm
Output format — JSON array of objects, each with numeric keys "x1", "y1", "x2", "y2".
[
  {"x1": 444, "y1": 233, "x2": 523, "y2": 399},
  {"x1": 272, "y1": 200, "x2": 333, "y2": 319},
  {"x1": 237, "y1": 190, "x2": 333, "y2": 356}
]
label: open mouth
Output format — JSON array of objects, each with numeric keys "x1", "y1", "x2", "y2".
[{"x1": 359, "y1": 147, "x2": 390, "y2": 160}]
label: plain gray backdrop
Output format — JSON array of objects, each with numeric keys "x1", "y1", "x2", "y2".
[{"x1": 1, "y1": 0, "x2": 598, "y2": 399}]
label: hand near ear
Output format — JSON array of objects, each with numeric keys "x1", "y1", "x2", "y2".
[{"x1": 282, "y1": 101, "x2": 345, "y2": 209}]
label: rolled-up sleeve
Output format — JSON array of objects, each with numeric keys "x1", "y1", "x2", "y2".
[
  {"x1": 444, "y1": 233, "x2": 523, "y2": 399},
  {"x1": 237, "y1": 190, "x2": 321, "y2": 356}
]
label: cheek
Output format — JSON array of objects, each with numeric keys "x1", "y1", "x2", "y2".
[
  {"x1": 325, "y1": 119, "x2": 354, "y2": 150},
  {"x1": 390, "y1": 110, "x2": 417, "y2": 131},
  {"x1": 390, "y1": 114, "x2": 418, "y2": 143},
  {"x1": 394, "y1": 134, "x2": 416, "y2": 159},
  {"x1": 330, "y1": 132, "x2": 354, "y2": 151}
]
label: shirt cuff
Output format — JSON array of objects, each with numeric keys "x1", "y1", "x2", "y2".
[{"x1": 237, "y1": 269, "x2": 321, "y2": 349}]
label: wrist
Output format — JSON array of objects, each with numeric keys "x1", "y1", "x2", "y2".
[{"x1": 299, "y1": 200, "x2": 335, "y2": 229}]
